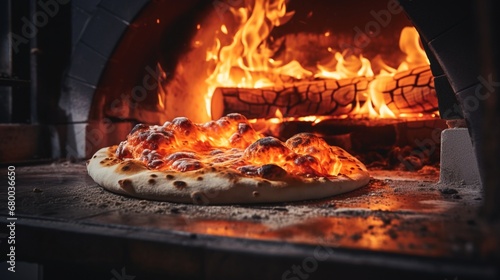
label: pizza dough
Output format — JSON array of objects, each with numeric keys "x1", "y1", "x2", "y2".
[{"x1": 87, "y1": 114, "x2": 370, "y2": 205}]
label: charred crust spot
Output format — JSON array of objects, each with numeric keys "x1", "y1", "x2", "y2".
[
  {"x1": 93, "y1": 155, "x2": 97, "y2": 159},
  {"x1": 287, "y1": 137, "x2": 305, "y2": 148},
  {"x1": 99, "y1": 157, "x2": 120, "y2": 166},
  {"x1": 197, "y1": 176, "x2": 203, "y2": 181},
  {"x1": 166, "y1": 174, "x2": 175, "y2": 180},
  {"x1": 287, "y1": 133, "x2": 312, "y2": 148},
  {"x1": 165, "y1": 152, "x2": 198, "y2": 163},
  {"x1": 245, "y1": 137, "x2": 290, "y2": 160},
  {"x1": 226, "y1": 113, "x2": 247, "y2": 122},
  {"x1": 238, "y1": 165, "x2": 259, "y2": 176},
  {"x1": 256, "y1": 137, "x2": 283, "y2": 148},
  {"x1": 149, "y1": 160, "x2": 165, "y2": 169},
  {"x1": 130, "y1": 123, "x2": 148, "y2": 134},
  {"x1": 146, "y1": 132, "x2": 166, "y2": 143},
  {"x1": 252, "y1": 191, "x2": 260, "y2": 197},
  {"x1": 216, "y1": 118, "x2": 231, "y2": 127},
  {"x1": 171, "y1": 158, "x2": 203, "y2": 172},
  {"x1": 172, "y1": 116, "x2": 193, "y2": 126},
  {"x1": 211, "y1": 167, "x2": 217, "y2": 172},
  {"x1": 258, "y1": 164, "x2": 287, "y2": 180},
  {"x1": 148, "y1": 179, "x2": 156, "y2": 185},
  {"x1": 118, "y1": 179, "x2": 134, "y2": 192},
  {"x1": 116, "y1": 161, "x2": 147, "y2": 173},
  {"x1": 238, "y1": 123, "x2": 252, "y2": 134},
  {"x1": 172, "y1": 117, "x2": 196, "y2": 136},
  {"x1": 191, "y1": 191, "x2": 207, "y2": 205},
  {"x1": 173, "y1": 181, "x2": 187, "y2": 189},
  {"x1": 150, "y1": 174, "x2": 158, "y2": 178}
]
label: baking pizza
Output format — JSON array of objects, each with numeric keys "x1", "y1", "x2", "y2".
[{"x1": 87, "y1": 113, "x2": 369, "y2": 204}]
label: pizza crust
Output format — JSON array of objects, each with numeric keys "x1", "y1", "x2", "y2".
[{"x1": 87, "y1": 146, "x2": 370, "y2": 205}]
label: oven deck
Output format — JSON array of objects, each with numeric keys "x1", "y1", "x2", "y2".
[{"x1": 0, "y1": 162, "x2": 498, "y2": 279}]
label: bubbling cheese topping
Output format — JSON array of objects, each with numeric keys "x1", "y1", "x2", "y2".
[{"x1": 116, "y1": 113, "x2": 343, "y2": 177}]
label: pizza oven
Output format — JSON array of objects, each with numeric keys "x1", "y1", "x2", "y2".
[{"x1": 1, "y1": 0, "x2": 499, "y2": 279}]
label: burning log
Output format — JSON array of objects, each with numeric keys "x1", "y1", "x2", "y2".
[
  {"x1": 377, "y1": 65, "x2": 438, "y2": 114},
  {"x1": 211, "y1": 66, "x2": 438, "y2": 119},
  {"x1": 211, "y1": 76, "x2": 370, "y2": 119}
]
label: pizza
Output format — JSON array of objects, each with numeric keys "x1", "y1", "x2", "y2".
[{"x1": 87, "y1": 113, "x2": 369, "y2": 204}]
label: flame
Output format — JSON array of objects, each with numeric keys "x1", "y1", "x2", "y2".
[
  {"x1": 220, "y1": 24, "x2": 228, "y2": 35},
  {"x1": 117, "y1": 114, "x2": 345, "y2": 177},
  {"x1": 204, "y1": 0, "x2": 310, "y2": 117},
  {"x1": 397, "y1": 27, "x2": 430, "y2": 71},
  {"x1": 200, "y1": 0, "x2": 435, "y2": 120},
  {"x1": 316, "y1": 51, "x2": 374, "y2": 80},
  {"x1": 313, "y1": 26, "x2": 430, "y2": 119},
  {"x1": 161, "y1": 0, "x2": 437, "y2": 123},
  {"x1": 269, "y1": 108, "x2": 283, "y2": 124}
]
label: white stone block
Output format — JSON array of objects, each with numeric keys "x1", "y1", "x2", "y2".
[{"x1": 439, "y1": 128, "x2": 480, "y2": 185}]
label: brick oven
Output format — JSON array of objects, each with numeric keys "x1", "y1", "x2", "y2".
[{"x1": 0, "y1": 0, "x2": 499, "y2": 279}]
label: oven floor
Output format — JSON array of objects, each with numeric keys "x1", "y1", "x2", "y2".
[{"x1": 1, "y1": 162, "x2": 498, "y2": 280}]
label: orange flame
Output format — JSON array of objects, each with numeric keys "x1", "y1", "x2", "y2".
[
  {"x1": 162, "y1": 0, "x2": 437, "y2": 123},
  {"x1": 205, "y1": 0, "x2": 311, "y2": 116},
  {"x1": 117, "y1": 114, "x2": 343, "y2": 177}
]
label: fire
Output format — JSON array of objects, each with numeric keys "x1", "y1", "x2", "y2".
[
  {"x1": 316, "y1": 51, "x2": 374, "y2": 80},
  {"x1": 269, "y1": 108, "x2": 283, "y2": 124},
  {"x1": 161, "y1": 0, "x2": 438, "y2": 123},
  {"x1": 116, "y1": 114, "x2": 344, "y2": 177},
  {"x1": 204, "y1": 0, "x2": 310, "y2": 116}
]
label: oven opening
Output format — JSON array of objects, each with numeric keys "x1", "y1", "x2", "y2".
[{"x1": 93, "y1": 0, "x2": 446, "y2": 174}]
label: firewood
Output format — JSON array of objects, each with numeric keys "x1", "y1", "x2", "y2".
[
  {"x1": 211, "y1": 66, "x2": 437, "y2": 119},
  {"x1": 378, "y1": 65, "x2": 438, "y2": 113},
  {"x1": 211, "y1": 76, "x2": 370, "y2": 119}
]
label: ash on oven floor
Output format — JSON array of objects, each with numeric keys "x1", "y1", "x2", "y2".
[{"x1": 3, "y1": 162, "x2": 488, "y2": 259}]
